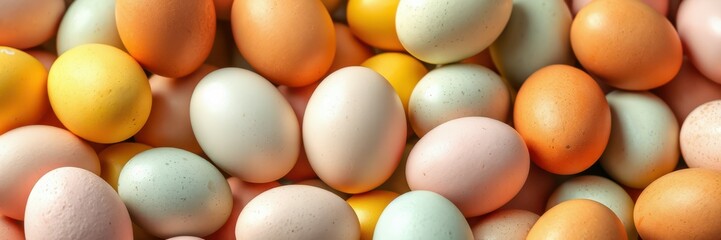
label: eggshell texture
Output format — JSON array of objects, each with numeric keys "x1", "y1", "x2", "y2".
[
  {"x1": 347, "y1": 190, "x2": 399, "y2": 240},
  {"x1": 490, "y1": 0, "x2": 574, "y2": 89},
  {"x1": 0, "y1": 216, "x2": 23, "y2": 240},
  {"x1": 635, "y1": 168, "x2": 721, "y2": 239},
  {"x1": 347, "y1": 0, "x2": 404, "y2": 50},
  {"x1": 571, "y1": 0, "x2": 682, "y2": 90},
  {"x1": 499, "y1": 164, "x2": 558, "y2": 215},
  {"x1": 48, "y1": 44, "x2": 151, "y2": 144},
  {"x1": 118, "y1": 147, "x2": 232, "y2": 238},
  {"x1": 0, "y1": 125, "x2": 100, "y2": 220},
  {"x1": 680, "y1": 100, "x2": 721, "y2": 170},
  {"x1": 409, "y1": 64, "x2": 510, "y2": 137},
  {"x1": 362, "y1": 52, "x2": 428, "y2": 115},
  {"x1": 396, "y1": 0, "x2": 512, "y2": 64},
  {"x1": 676, "y1": 0, "x2": 721, "y2": 84},
  {"x1": 374, "y1": 190, "x2": 473, "y2": 240},
  {"x1": 407, "y1": 117, "x2": 529, "y2": 217},
  {"x1": 57, "y1": 0, "x2": 124, "y2": 54},
  {"x1": 471, "y1": 209, "x2": 539, "y2": 240},
  {"x1": 0, "y1": 0, "x2": 65, "y2": 49},
  {"x1": 190, "y1": 68, "x2": 299, "y2": 183},
  {"x1": 0, "y1": 47, "x2": 48, "y2": 134},
  {"x1": 25, "y1": 167, "x2": 133, "y2": 240},
  {"x1": 547, "y1": 175, "x2": 637, "y2": 240},
  {"x1": 529, "y1": 199, "x2": 627, "y2": 239},
  {"x1": 304, "y1": 66, "x2": 406, "y2": 193},
  {"x1": 278, "y1": 83, "x2": 320, "y2": 182},
  {"x1": 653, "y1": 59, "x2": 721, "y2": 124},
  {"x1": 135, "y1": 65, "x2": 217, "y2": 154},
  {"x1": 206, "y1": 178, "x2": 279, "y2": 240},
  {"x1": 232, "y1": 0, "x2": 335, "y2": 87},
  {"x1": 514, "y1": 64, "x2": 611, "y2": 175},
  {"x1": 572, "y1": 0, "x2": 669, "y2": 15},
  {"x1": 327, "y1": 23, "x2": 374, "y2": 74},
  {"x1": 98, "y1": 142, "x2": 152, "y2": 191},
  {"x1": 235, "y1": 185, "x2": 360, "y2": 240},
  {"x1": 601, "y1": 91, "x2": 679, "y2": 188}
]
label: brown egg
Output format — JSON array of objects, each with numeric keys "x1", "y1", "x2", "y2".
[
  {"x1": 634, "y1": 168, "x2": 721, "y2": 239},
  {"x1": 0, "y1": 0, "x2": 65, "y2": 49},
  {"x1": 134, "y1": 65, "x2": 217, "y2": 154},
  {"x1": 116, "y1": 0, "x2": 216, "y2": 78},
  {"x1": 326, "y1": 22, "x2": 374, "y2": 74},
  {"x1": 527, "y1": 199, "x2": 627, "y2": 240},
  {"x1": 652, "y1": 59, "x2": 721, "y2": 124},
  {"x1": 232, "y1": 0, "x2": 335, "y2": 87},
  {"x1": 514, "y1": 64, "x2": 611, "y2": 175},
  {"x1": 471, "y1": 209, "x2": 539, "y2": 240},
  {"x1": 571, "y1": 0, "x2": 682, "y2": 90}
]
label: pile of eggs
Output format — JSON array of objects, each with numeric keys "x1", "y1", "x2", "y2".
[{"x1": 2, "y1": 0, "x2": 721, "y2": 239}]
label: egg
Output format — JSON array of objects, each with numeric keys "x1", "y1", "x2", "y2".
[
  {"x1": 547, "y1": 175, "x2": 637, "y2": 240},
  {"x1": 471, "y1": 209, "x2": 539, "y2": 240},
  {"x1": 346, "y1": 190, "x2": 400, "y2": 240},
  {"x1": 407, "y1": 117, "x2": 528, "y2": 217},
  {"x1": 408, "y1": 63, "x2": 510, "y2": 137},
  {"x1": 0, "y1": 125, "x2": 100, "y2": 220},
  {"x1": 528, "y1": 199, "x2": 627, "y2": 239},
  {"x1": 653, "y1": 59, "x2": 721, "y2": 124},
  {"x1": 362, "y1": 52, "x2": 429, "y2": 115},
  {"x1": 327, "y1": 23, "x2": 374, "y2": 74},
  {"x1": 347, "y1": 0, "x2": 404, "y2": 50},
  {"x1": 0, "y1": 0, "x2": 65, "y2": 49},
  {"x1": 190, "y1": 68, "x2": 299, "y2": 183},
  {"x1": 635, "y1": 168, "x2": 721, "y2": 239},
  {"x1": 601, "y1": 91, "x2": 679, "y2": 188},
  {"x1": 374, "y1": 190, "x2": 473, "y2": 240},
  {"x1": 135, "y1": 65, "x2": 217, "y2": 154},
  {"x1": 490, "y1": 0, "x2": 575, "y2": 89},
  {"x1": 56, "y1": 0, "x2": 124, "y2": 54},
  {"x1": 514, "y1": 64, "x2": 611, "y2": 175},
  {"x1": 25, "y1": 167, "x2": 133, "y2": 240},
  {"x1": 118, "y1": 147, "x2": 232, "y2": 238},
  {"x1": 232, "y1": 0, "x2": 335, "y2": 87},
  {"x1": 572, "y1": 0, "x2": 669, "y2": 15},
  {"x1": 0, "y1": 216, "x2": 23, "y2": 240},
  {"x1": 116, "y1": 0, "x2": 214, "y2": 77},
  {"x1": 0, "y1": 47, "x2": 48, "y2": 134},
  {"x1": 235, "y1": 185, "x2": 360, "y2": 240},
  {"x1": 278, "y1": 82, "x2": 320, "y2": 182},
  {"x1": 98, "y1": 142, "x2": 152, "y2": 191},
  {"x1": 499, "y1": 164, "x2": 558, "y2": 215},
  {"x1": 48, "y1": 44, "x2": 151, "y2": 144},
  {"x1": 396, "y1": 0, "x2": 512, "y2": 64},
  {"x1": 680, "y1": 100, "x2": 721, "y2": 170},
  {"x1": 571, "y1": 0, "x2": 682, "y2": 90},
  {"x1": 304, "y1": 66, "x2": 406, "y2": 193},
  {"x1": 676, "y1": 0, "x2": 721, "y2": 84},
  {"x1": 205, "y1": 178, "x2": 280, "y2": 240}
]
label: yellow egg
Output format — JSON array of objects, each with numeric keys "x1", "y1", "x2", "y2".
[
  {"x1": 0, "y1": 47, "x2": 48, "y2": 134},
  {"x1": 48, "y1": 44, "x2": 151, "y2": 143},
  {"x1": 347, "y1": 0, "x2": 404, "y2": 51},
  {"x1": 98, "y1": 142, "x2": 152, "y2": 191},
  {"x1": 346, "y1": 190, "x2": 399, "y2": 240},
  {"x1": 361, "y1": 52, "x2": 428, "y2": 114}
]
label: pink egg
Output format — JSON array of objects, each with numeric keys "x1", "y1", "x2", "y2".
[
  {"x1": 652, "y1": 59, "x2": 721, "y2": 124},
  {"x1": 206, "y1": 177, "x2": 280, "y2": 240},
  {"x1": 471, "y1": 209, "x2": 540, "y2": 240},
  {"x1": 406, "y1": 117, "x2": 530, "y2": 217},
  {"x1": 0, "y1": 125, "x2": 100, "y2": 220},
  {"x1": 25, "y1": 167, "x2": 132, "y2": 239},
  {"x1": 677, "y1": 0, "x2": 721, "y2": 84},
  {"x1": 680, "y1": 100, "x2": 721, "y2": 170}
]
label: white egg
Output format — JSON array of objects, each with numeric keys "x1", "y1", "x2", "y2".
[{"x1": 56, "y1": 0, "x2": 124, "y2": 54}]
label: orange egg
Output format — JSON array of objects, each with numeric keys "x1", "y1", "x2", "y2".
[
  {"x1": 347, "y1": 0, "x2": 404, "y2": 51},
  {"x1": 0, "y1": 47, "x2": 48, "y2": 134},
  {"x1": 232, "y1": 0, "x2": 335, "y2": 87},
  {"x1": 346, "y1": 190, "x2": 399, "y2": 240},
  {"x1": 0, "y1": 0, "x2": 65, "y2": 49},
  {"x1": 514, "y1": 64, "x2": 611, "y2": 175},
  {"x1": 327, "y1": 22, "x2": 374, "y2": 74},
  {"x1": 634, "y1": 168, "x2": 721, "y2": 239},
  {"x1": 116, "y1": 0, "x2": 216, "y2": 78},
  {"x1": 527, "y1": 199, "x2": 627, "y2": 240},
  {"x1": 571, "y1": 0, "x2": 682, "y2": 90},
  {"x1": 98, "y1": 142, "x2": 152, "y2": 191}
]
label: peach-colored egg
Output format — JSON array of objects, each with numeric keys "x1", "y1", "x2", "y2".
[
  {"x1": 232, "y1": 0, "x2": 336, "y2": 87},
  {"x1": 527, "y1": 199, "x2": 627, "y2": 240},
  {"x1": 25, "y1": 167, "x2": 133, "y2": 240},
  {"x1": 278, "y1": 82, "x2": 320, "y2": 182},
  {"x1": 0, "y1": 216, "x2": 23, "y2": 240},
  {"x1": 206, "y1": 178, "x2": 279, "y2": 240},
  {"x1": 653, "y1": 59, "x2": 721, "y2": 124},
  {"x1": 572, "y1": 0, "x2": 669, "y2": 16},
  {"x1": 134, "y1": 65, "x2": 217, "y2": 154},
  {"x1": 635, "y1": 168, "x2": 721, "y2": 239},
  {"x1": 499, "y1": 164, "x2": 558, "y2": 215},
  {"x1": 235, "y1": 185, "x2": 360, "y2": 240},
  {"x1": 676, "y1": 0, "x2": 721, "y2": 84},
  {"x1": 407, "y1": 117, "x2": 529, "y2": 217},
  {"x1": 0, "y1": 125, "x2": 100, "y2": 220},
  {"x1": 471, "y1": 209, "x2": 539, "y2": 240},
  {"x1": 327, "y1": 22, "x2": 374, "y2": 74},
  {"x1": 116, "y1": 0, "x2": 215, "y2": 77},
  {"x1": 0, "y1": 0, "x2": 65, "y2": 49},
  {"x1": 680, "y1": 100, "x2": 721, "y2": 170}
]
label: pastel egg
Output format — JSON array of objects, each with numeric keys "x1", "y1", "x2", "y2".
[
  {"x1": 676, "y1": 0, "x2": 721, "y2": 83},
  {"x1": 407, "y1": 117, "x2": 529, "y2": 217},
  {"x1": 56, "y1": 0, "x2": 124, "y2": 54},
  {"x1": 304, "y1": 66, "x2": 406, "y2": 193},
  {"x1": 0, "y1": 0, "x2": 65, "y2": 49},
  {"x1": 680, "y1": 100, "x2": 721, "y2": 170},
  {"x1": 25, "y1": 167, "x2": 133, "y2": 240},
  {"x1": 527, "y1": 199, "x2": 627, "y2": 239},
  {"x1": 471, "y1": 209, "x2": 539, "y2": 240},
  {"x1": 0, "y1": 47, "x2": 48, "y2": 134}
]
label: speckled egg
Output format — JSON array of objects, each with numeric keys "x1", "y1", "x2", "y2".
[
  {"x1": 471, "y1": 209, "x2": 539, "y2": 240},
  {"x1": 680, "y1": 100, "x2": 721, "y2": 170}
]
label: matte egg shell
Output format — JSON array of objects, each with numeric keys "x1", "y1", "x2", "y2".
[
  {"x1": 0, "y1": 47, "x2": 48, "y2": 134},
  {"x1": 527, "y1": 199, "x2": 627, "y2": 240},
  {"x1": 676, "y1": 0, "x2": 721, "y2": 84},
  {"x1": 56, "y1": 0, "x2": 124, "y2": 54},
  {"x1": 680, "y1": 100, "x2": 721, "y2": 170},
  {"x1": 0, "y1": 0, "x2": 65, "y2": 49},
  {"x1": 471, "y1": 209, "x2": 539, "y2": 240}
]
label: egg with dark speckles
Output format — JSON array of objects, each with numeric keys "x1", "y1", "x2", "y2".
[
  {"x1": 680, "y1": 100, "x2": 721, "y2": 170},
  {"x1": 118, "y1": 147, "x2": 232, "y2": 238}
]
